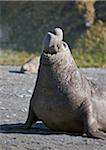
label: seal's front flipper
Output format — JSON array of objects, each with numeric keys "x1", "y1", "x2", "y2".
[
  {"x1": 83, "y1": 111, "x2": 106, "y2": 139},
  {"x1": 81, "y1": 99, "x2": 106, "y2": 140},
  {"x1": 86, "y1": 128, "x2": 106, "y2": 140},
  {"x1": 24, "y1": 104, "x2": 39, "y2": 129}
]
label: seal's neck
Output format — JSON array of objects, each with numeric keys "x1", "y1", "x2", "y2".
[{"x1": 40, "y1": 50, "x2": 78, "y2": 71}]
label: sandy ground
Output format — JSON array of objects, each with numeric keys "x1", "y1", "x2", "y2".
[{"x1": 0, "y1": 65, "x2": 106, "y2": 150}]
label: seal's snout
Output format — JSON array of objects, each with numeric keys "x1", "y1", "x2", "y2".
[
  {"x1": 54, "y1": 28, "x2": 63, "y2": 41},
  {"x1": 42, "y1": 28, "x2": 63, "y2": 54}
]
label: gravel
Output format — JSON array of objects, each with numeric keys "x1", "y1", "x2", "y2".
[{"x1": 0, "y1": 65, "x2": 106, "y2": 150}]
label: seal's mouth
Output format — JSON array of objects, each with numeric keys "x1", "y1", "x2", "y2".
[
  {"x1": 43, "y1": 43, "x2": 60, "y2": 55},
  {"x1": 43, "y1": 41, "x2": 70, "y2": 56},
  {"x1": 43, "y1": 35, "x2": 60, "y2": 54},
  {"x1": 44, "y1": 48, "x2": 57, "y2": 55}
]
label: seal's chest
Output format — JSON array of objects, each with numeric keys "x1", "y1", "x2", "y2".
[
  {"x1": 34, "y1": 85, "x2": 80, "y2": 127},
  {"x1": 34, "y1": 93, "x2": 83, "y2": 131},
  {"x1": 33, "y1": 64, "x2": 83, "y2": 131},
  {"x1": 34, "y1": 88, "x2": 70, "y2": 118},
  {"x1": 34, "y1": 65, "x2": 73, "y2": 119}
]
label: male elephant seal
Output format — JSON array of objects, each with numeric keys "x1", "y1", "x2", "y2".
[{"x1": 24, "y1": 28, "x2": 106, "y2": 139}]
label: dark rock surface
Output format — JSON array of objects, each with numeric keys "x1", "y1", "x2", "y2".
[{"x1": 0, "y1": 66, "x2": 106, "y2": 150}]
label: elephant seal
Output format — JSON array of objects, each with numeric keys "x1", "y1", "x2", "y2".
[
  {"x1": 24, "y1": 28, "x2": 106, "y2": 139},
  {"x1": 20, "y1": 57, "x2": 40, "y2": 74}
]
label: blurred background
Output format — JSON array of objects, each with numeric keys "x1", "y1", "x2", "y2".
[{"x1": 0, "y1": 0, "x2": 106, "y2": 67}]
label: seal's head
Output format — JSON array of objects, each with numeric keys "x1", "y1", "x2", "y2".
[{"x1": 42, "y1": 27, "x2": 68, "y2": 54}]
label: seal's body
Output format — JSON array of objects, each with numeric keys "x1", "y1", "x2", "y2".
[{"x1": 24, "y1": 28, "x2": 106, "y2": 139}]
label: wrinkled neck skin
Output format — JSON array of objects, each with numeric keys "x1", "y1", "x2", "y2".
[
  {"x1": 41, "y1": 47, "x2": 77, "y2": 72},
  {"x1": 39, "y1": 46, "x2": 90, "y2": 106}
]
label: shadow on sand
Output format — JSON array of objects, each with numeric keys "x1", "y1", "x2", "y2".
[
  {"x1": 0, "y1": 122, "x2": 83, "y2": 136},
  {"x1": 9, "y1": 70, "x2": 25, "y2": 74}
]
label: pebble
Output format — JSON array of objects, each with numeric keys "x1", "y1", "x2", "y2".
[
  {"x1": 13, "y1": 114, "x2": 16, "y2": 117},
  {"x1": 15, "y1": 94, "x2": 24, "y2": 98},
  {"x1": 27, "y1": 89, "x2": 33, "y2": 94},
  {"x1": 15, "y1": 93, "x2": 31, "y2": 98},
  {"x1": 6, "y1": 115, "x2": 11, "y2": 118},
  {"x1": 0, "y1": 107, "x2": 5, "y2": 110},
  {"x1": 21, "y1": 108, "x2": 27, "y2": 112}
]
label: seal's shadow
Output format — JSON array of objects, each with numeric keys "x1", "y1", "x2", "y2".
[
  {"x1": 9, "y1": 70, "x2": 24, "y2": 74},
  {"x1": 0, "y1": 122, "x2": 82, "y2": 136}
]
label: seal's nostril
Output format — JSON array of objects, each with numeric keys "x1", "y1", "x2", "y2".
[
  {"x1": 51, "y1": 45, "x2": 54, "y2": 48},
  {"x1": 57, "y1": 44, "x2": 60, "y2": 49}
]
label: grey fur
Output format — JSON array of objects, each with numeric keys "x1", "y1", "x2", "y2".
[{"x1": 24, "y1": 28, "x2": 106, "y2": 139}]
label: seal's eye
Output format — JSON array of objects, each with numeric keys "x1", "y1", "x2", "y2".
[
  {"x1": 63, "y1": 42, "x2": 68, "y2": 49},
  {"x1": 63, "y1": 42, "x2": 66, "y2": 48}
]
